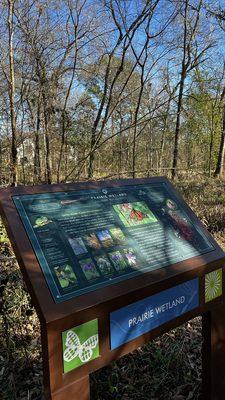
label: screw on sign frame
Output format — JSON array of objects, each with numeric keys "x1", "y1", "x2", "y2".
[{"x1": 0, "y1": 177, "x2": 225, "y2": 400}]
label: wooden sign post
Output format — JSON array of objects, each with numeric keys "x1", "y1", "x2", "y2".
[{"x1": 0, "y1": 177, "x2": 225, "y2": 400}]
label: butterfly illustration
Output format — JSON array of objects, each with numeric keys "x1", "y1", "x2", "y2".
[{"x1": 63, "y1": 330, "x2": 98, "y2": 364}]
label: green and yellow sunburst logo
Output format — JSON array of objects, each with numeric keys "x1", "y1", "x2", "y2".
[{"x1": 205, "y1": 269, "x2": 222, "y2": 303}]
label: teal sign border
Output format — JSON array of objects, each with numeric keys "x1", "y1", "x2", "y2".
[{"x1": 13, "y1": 184, "x2": 214, "y2": 303}]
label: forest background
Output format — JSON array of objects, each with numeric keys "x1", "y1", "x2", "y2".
[
  {"x1": 1, "y1": 0, "x2": 225, "y2": 186},
  {"x1": 1, "y1": 1, "x2": 225, "y2": 399}
]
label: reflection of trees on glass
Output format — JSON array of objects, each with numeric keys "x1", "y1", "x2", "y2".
[{"x1": 13, "y1": 180, "x2": 214, "y2": 304}]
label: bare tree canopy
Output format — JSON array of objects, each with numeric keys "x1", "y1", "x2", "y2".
[{"x1": 0, "y1": 0, "x2": 224, "y2": 185}]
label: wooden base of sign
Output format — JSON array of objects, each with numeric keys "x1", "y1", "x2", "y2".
[
  {"x1": 202, "y1": 305, "x2": 225, "y2": 400},
  {"x1": 47, "y1": 376, "x2": 90, "y2": 400},
  {"x1": 38, "y1": 309, "x2": 225, "y2": 400}
]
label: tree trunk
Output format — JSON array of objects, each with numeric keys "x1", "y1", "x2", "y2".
[
  {"x1": 159, "y1": 100, "x2": 171, "y2": 171},
  {"x1": 8, "y1": 0, "x2": 18, "y2": 186},
  {"x1": 171, "y1": 69, "x2": 186, "y2": 180},
  {"x1": 171, "y1": 0, "x2": 189, "y2": 180},
  {"x1": 57, "y1": 110, "x2": 66, "y2": 183},
  {"x1": 0, "y1": 139, "x2": 2, "y2": 184},
  {"x1": 33, "y1": 98, "x2": 41, "y2": 183},
  {"x1": 88, "y1": 128, "x2": 96, "y2": 179},
  {"x1": 42, "y1": 90, "x2": 51, "y2": 184},
  {"x1": 132, "y1": 127, "x2": 137, "y2": 178},
  {"x1": 118, "y1": 115, "x2": 123, "y2": 178},
  {"x1": 132, "y1": 74, "x2": 145, "y2": 179},
  {"x1": 208, "y1": 110, "x2": 214, "y2": 177},
  {"x1": 214, "y1": 103, "x2": 225, "y2": 178}
]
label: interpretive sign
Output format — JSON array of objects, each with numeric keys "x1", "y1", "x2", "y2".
[
  {"x1": 0, "y1": 177, "x2": 225, "y2": 400},
  {"x1": 13, "y1": 181, "x2": 213, "y2": 303}
]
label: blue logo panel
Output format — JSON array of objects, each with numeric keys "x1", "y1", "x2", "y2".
[{"x1": 110, "y1": 278, "x2": 199, "y2": 350}]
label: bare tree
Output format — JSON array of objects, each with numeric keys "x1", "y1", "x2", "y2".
[
  {"x1": 57, "y1": 0, "x2": 94, "y2": 182},
  {"x1": 214, "y1": 85, "x2": 225, "y2": 177},
  {"x1": 0, "y1": 0, "x2": 223, "y2": 185},
  {"x1": 171, "y1": 0, "x2": 213, "y2": 179},
  {"x1": 7, "y1": 0, "x2": 18, "y2": 185},
  {"x1": 208, "y1": 8, "x2": 225, "y2": 178},
  {"x1": 87, "y1": 0, "x2": 162, "y2": 178}
]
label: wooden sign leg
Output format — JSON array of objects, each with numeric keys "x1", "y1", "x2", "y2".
[
  {"x1": 45, "y1": 376, "x2": 90, "y2": 400},
  {"x1": 202, "y1": 305, "x2": 225, "y2": 400}
]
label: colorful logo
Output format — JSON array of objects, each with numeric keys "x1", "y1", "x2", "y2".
[
  {"x1": 62, "y1": 319, "x2": 99, "y2": 373},
  {"x1": 205, "y1": 269, "x2": 222, "y2": 303}
]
